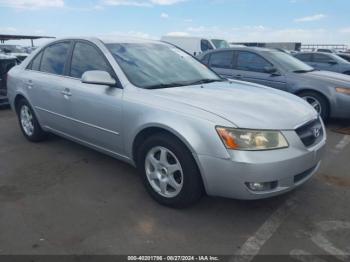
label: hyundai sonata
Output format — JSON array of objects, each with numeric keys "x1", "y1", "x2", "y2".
[{"x1": 7, "y1": 37, "x2": 326, "y2": 207}]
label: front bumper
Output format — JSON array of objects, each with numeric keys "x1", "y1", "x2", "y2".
[{"x1": 196, "y1": 130, "x2": 326, "y2": 200}]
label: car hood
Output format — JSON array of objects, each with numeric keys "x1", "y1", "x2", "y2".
[
  {"x1": 151, "y1": 81, "x2": 317, "y2": 130},
  {"x1": 299, "y1": 70, "x2": 350, "y2": 86}
]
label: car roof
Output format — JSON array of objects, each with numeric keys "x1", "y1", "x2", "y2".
[
  {"x1": 48, "y1": 36, "x2": 165, "y2": 45},
  {"x1": 298, "y1": 51, "x2": 331, "y2": 55},
  {"x1": 203, "y1": 46, "x2": 275, "y2": 54}
]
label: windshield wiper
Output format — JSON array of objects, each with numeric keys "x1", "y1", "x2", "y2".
[
  {"x1": 144, "y1": 79, "x2": 224, "y2": 89},
  {"x1": 188, "y1": 78, "x2": 225, "y2": 85},
  {"x1": 293, "y1": 69, "x2": 316, "y2": 73},
  {"x1": 144, "y1": 82, "x2": 189, "y2": 90}
]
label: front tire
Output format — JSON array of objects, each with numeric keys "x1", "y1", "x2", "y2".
[
  {"x1": 343, "y1": 71, "x2": 350, "y2": 75},
  {"x1": 17, "y1": 99, "x2": 47, "y2": 142},
  {"x1": 137, "y1": 133, "x2": 203, "y2": 208},
  {"x1": 298, "y1": 91, "x2": 329, "y2": 121}
]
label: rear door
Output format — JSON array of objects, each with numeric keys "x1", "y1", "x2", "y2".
[
  {"x1": 64, "y1": 41, "x2": 124, "y2": 154},
  {"x1": 232, "y1": 51, "x2": 287, "y2": 91},
  {"x1": 25, "y1": 41, "x2": 74, "y2": 134}
]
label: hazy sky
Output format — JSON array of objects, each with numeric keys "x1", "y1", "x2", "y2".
[{"x1": 0, "y1": 0, "x2": 349, "y2": 46}]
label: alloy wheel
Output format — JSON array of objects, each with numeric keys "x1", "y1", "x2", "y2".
[
  {"x1": 302, "y1": 96, "x2": 322, "y2": 115},
  {"x1": 20, "y1": 105, "x2": 34, "y2": 136},
  {"x1": 145, "y1": 146, "x2": 184, "y2": 198}
]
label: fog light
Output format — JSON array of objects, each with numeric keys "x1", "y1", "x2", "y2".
[{"x1": 246, "y1": 181, "x2": 277, "y2": 192}]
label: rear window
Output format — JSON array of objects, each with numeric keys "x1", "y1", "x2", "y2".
[{"x1": 40, "y1": 42, "x2": 70, "y2": 75}]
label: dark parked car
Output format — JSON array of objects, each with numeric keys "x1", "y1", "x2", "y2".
[
  {"x1": 0, "y1": 45, "x2": 29, "y2": 63},
  {"x1": 199, "y1": 47, "x2": 350, "y2": 120},
  {"x1": 293, "y1": 52, "x2": 350, "y2": 75},
  {"x1": 0, "y1": 54, "x2": 17, "y2": 106}
]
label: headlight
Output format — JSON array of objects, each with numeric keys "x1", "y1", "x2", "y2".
[
  {"x1": 216, "y1": 127, "x2": 289, "y2": 151},
  {"x1": 336, "y1": 87, "x2": 350, "y2": 95}
]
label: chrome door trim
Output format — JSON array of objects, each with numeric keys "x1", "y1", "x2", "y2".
[
  {"x1": 35, "y1": 106, "x2": 120, "y2": 136},
  {"x1": 44, "y1": 126, "x2": 131, "y2": 162}
]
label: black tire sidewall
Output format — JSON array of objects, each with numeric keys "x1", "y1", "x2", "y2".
[
  {"x1": 17, "y1": 99, "x2": 46, "y2": 142},
  {"x1": 137, "y1": 134, "x2": 203, "y2": 208},
  {"x1": 299, "y1": 92, "x2": 329, "y2": 121}
]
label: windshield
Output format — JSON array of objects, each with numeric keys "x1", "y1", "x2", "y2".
[
  {"x1": 211, "y1": 39, "x2": 230, "y2": 49},
  {"x1": 331, "y1": 54, "x2": 349, "y2": 63},
  {"x1": 268, "y1": 51, "x2": 314, "y2": 72},
  {"x1": 106, "y1": 43, "x2": 221, "y2": 89}
]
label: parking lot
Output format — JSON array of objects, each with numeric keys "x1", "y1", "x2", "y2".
[{"x1": 0, "y1": 107, "x2": 349, "y2": 259}]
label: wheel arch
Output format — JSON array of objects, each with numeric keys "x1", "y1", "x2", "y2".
[
  {"x1": 14, "y1": 93, "x2": 28, "y2": 113},
  {"x1": 131, "y1": 124, "x2": 210, "y2": 193},
  {"x1": 13, "y1": 93, "x2": 44, "y2": 125},
  {"x1": 132, "y1": 125, "x2": 197, "y2": 165},
  {"x1": 294, "y1": 88, "x2": 331, "y2": 117}
]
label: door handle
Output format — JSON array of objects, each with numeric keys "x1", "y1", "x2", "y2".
[
  {"x1": 26, "y1": 80, "x2": 33, "y2": 89},
  {"x1": 235, "y1": 75, "x2": 242, "y2": 79},
  {"x1": 61, "y1": 88, "x2": 72, "y2": 97}
]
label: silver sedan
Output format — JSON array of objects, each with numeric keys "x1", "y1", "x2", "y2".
[{"x1": 7, "y1": 37, "x2": 326, "y2": 207}]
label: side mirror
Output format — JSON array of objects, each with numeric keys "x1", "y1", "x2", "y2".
[
  {"x1": 81, "y1": 70, "x2": 116, "y2": 86},
  {"x1": 264, "y1": 66, "x2": 278, "y2": 74}
]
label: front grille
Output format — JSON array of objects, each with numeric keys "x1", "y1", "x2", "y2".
[{"x1": 295, "y1": 118, "x2": 323, "y2": 147}]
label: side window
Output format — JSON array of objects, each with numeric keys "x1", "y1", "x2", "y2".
[
  {"x1": 235, "y1": 51, "x2": 272, "y2": 73},
  {"x1": 70, "y1": 42, "x2": 112, "y2": 79},
  {"x1": 295, "y1": 53, "x2": 312, "y2": 62},
  {"x1": 313, "y1": 53, "x2": 334, "y2": 63},
  {"x1": 30, "y1": 51, "x2": 43, "y2": 71},
  {"x1": 201, "y1": 40, "x2": 214, "y2": 52},
  {"x1": 40, "y1": 42, "x2": 71, "y2": 75},
  {"x1": 209, "y1": 51, "x2": 234, "y2": 69}
]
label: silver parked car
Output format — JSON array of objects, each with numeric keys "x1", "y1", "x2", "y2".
[
  {"x1": 199, "y1": 47, "x2": 350, "y2": 120},
  {"x1": 7, "y1": 37, "x2": 326, "y2": 207}
]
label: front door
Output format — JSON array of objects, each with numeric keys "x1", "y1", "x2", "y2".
[
  {"x1": 311, "y1": 53, "x2": 338, "y2": 71},
  {"x1": 232, "y1": 51, "x2": 288, "y2": 91},
  {"x1": 64, "y1": 41, "x2": 124, "y2": 154}
]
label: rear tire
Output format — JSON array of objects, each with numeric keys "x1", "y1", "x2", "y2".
[
  {"x1": 136, "y1": 133, "x2": 203, "y2": 208},
  {"x1": 298, "y1": 91, "x2": 329, "y2": 121},
  {"x1": 16, "y1": 99, "x2": 47, "y2": 142}
]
